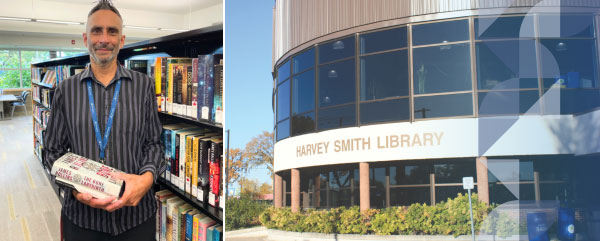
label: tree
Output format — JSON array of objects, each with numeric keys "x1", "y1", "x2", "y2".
[
  {"x1": 226, "y1": 148, "x2": 246, "y2": 186},
  {"x1": 258, "y1": 182, "x2": 272, "y2": 195},
  {"x1": 243, "y1": 131, "x2": 274, "y2": 176},
  {"x1": 239, "y1": 177, "x2": 261, "y2": 199}
]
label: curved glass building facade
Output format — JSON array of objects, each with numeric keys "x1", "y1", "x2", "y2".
[{"x1": 272, "y1": 1, "x2": 600, "y2": 237}]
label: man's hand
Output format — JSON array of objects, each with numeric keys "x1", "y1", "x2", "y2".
[{"x1": 73, "y1": 171, "x2": 154, "y2": 212}]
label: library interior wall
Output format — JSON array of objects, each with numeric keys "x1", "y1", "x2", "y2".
[{"x1": 183, "y1": 3, "x2": 224, "y2": 30}]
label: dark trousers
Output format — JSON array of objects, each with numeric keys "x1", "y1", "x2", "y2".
[{"x1": 61, "y1": 212, "x2": 156, "y2": 241}]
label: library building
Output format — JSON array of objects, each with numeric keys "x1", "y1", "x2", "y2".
[
  {"x1": 272, "y1": 0, "x2": 600, "y2": 238},
  {"x1": 0, "y1": 0, "x2": 224, "y2": 240}
]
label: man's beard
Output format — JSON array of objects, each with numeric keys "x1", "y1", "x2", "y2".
[{"x1": 88, "y1": 42, "x2": 118, "y2": 65}]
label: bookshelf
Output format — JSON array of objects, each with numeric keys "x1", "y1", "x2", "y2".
[{"x1": 30, "y1": 25, "x2": 224, "y2": 224}]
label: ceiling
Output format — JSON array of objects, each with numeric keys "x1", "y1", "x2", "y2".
[{"x1": 47, "y1": 0, "x2": 221, "y2": 14}]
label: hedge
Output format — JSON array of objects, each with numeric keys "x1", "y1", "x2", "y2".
[{"x1": 225, "y1": 195, "x2": 270, "y2": 231}]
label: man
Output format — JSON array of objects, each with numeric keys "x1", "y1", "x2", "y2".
[{"x1": 44, "y1": 0, "x2": 164, "y2": 240}]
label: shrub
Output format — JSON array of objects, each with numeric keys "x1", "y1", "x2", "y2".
[
  {"x1": 302, "y1": 208, "x2": 338, "y2": 233},
  {"x1": 336, "y1": 206, "x2": 374, "y2": 234},
  {"x1": 225, "y1": 195, "x2": 270, "y2": 231},
  {"x1": 371, "y1": 207, "x2": 408, "y2": 235}
]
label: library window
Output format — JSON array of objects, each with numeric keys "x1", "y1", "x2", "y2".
[
  {"x1": 412, "y1": 43, "x2": 472, "y2": 95},
  {"x1": 0, "y1": 49, "x2": 82, "y2": 89},
  {"x1": 412, "y1": 19, "x2": 469, "y2": 46},
  {"x1": 414, "y1": 93, "x2": 473, "y2": 119},
  {"x1": 475, "y1": 16, "x2": 535, "y2": 39},
  {"x1": 277, "y1": 80, "x2": 290, "y2": 122},
  {"x1": 318, "y1": 36, "x2": 355, "y2": 64},
  {"x1": 318, "y1": 59, "x2": 356, "y2": 108},
  {"x1": 317, "y1": 104, "x2": 356, "y2": 131},
  {"x1": 278, "y1": 60, "x2": 290, "y2": 84},
  {"x1": 293, "y1": 48, "x2": 315, "y2": 74},
  {"x1": 359, "y1": 27, "x2": 407, "y2": 54}
]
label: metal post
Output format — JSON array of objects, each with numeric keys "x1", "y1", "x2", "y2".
[
  {"x1": 224, "y1": 129, "x2": 230, "y2": 202},
  {"x1": 468, "y1": 188, "x2": 475, "y2": 241}
]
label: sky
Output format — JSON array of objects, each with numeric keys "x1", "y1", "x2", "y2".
[{"x1": 224, "y1": 0, "x2": 276, "y2": 190}]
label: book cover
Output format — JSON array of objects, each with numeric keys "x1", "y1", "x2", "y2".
[
  {"x1": 161, "y1": 57, "x2": 168, "y2": 111},
  {"x1": 162, "y1": 196, "x2": 179, "y2": 241},
  {"x1": 197, "y1": 137, "x2": 212, "y2": 202},
  {"x1": 177, "y1": 129, "x2": 204, "y2": 191},
  {"x1": 155, "y1": 57, "x2": 163, "y2": 111},
  {"x1": 166, "y1": 58, "x2": 192, "y2": 114},
  {"x1": 213, "y1": 225, "x2": 222, "y2": 241},
  {"x1": 208, "y1": 138, "x2": 223, "y2": 207},
  {"x1": 198, "y1": 217, "x2": 216, "y2": 241},
  {"x1": 185, "y1": 209, "x2": 199, "y2": 241},
  {"x1": 50, "y1": 152, "x2": 125, "y2": 200},
  {"x1": 192, "y1": 213, "x2": 206, "y2": 241},
  {"x1": 166, "y1": 197, "x2": 184, "y2": 241},
  {"x1": 206, "y1": 225, "x2": 214, "y2": 241},
  {"x1": 186, "y1": 64, "x2": 194, "y2": 117},
  {"x1": 191, "y1": 59, "x2": 199, "y2": 119},
  {"x1": 155, "y1": 190, "x2": 175, "y2": 241},
  {"x1": 212, "y1": 59, "x2": 223, "y2": 124}
]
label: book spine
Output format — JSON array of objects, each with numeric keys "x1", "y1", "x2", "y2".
[
  {"x1": 156, "y1": 193, "x2": 161, "y2": 241},
  {"x1": 201, "y1": 56, "x2": 214, "y2": 121},
  {"x1": 186, "y1": 65, "x2": 194, "y2": 117},
  {"x1": 192, "y1": 137, "x2": 199, "y2": 197},
  {"x1": 186, "y1": 213, "x2": 193, "y2": 241},
  {"x1": 181, "y1": 65, "x2": 188, "y2": 115},
  {"x1": 198, "y1": 140, "x2": 209, "y2": 202},
  {"x1": 164, "y1": 129, "x2": 172, "y2": 180},
  {"x1": 193, "y1": 215, "x2": 199, "y2": 241},
  {"x1": 155, "y1": 57, "x2": 162, "y2": 112},
  {"x1": 161, "y1": 58, "x2": 167, "y2": 112},
  {"x1": 192, "y1": 58, "x2": 198, "y2": 120},
  {"x1": 173, "y1": 207, "x2": 179, "y2": 241},
  {"x1": 162, "y1": 200, "x2": 168, "y2": 241},
  {"x1": 212, "y1": 62, "x2": 223, "y2": 124},
  {"x1": 173, "y1": 133, "x2": 180, "y2": 187},
  {"x1": 180, "y1": 211, "x2": 187, "y2": 241},
  {"x1": 186, "y1": 135, "x2": 193, "y2": 194},
  {"x1": 197, "y1": 56, "x2": 206, "y2": 121},
  {"x1": 179, "y1": 133, "x2": 186, "y2": 190},
  {"x1": 167, "y1": 63, "x2": 174, "y2": 114}
]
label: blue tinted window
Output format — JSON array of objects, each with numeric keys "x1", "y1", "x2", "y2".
[
  {"x1": 413, "y1": 43, "x2": 472, "y2": 94},
  {"x1": 360, "y1": 27, "x2": 407, "y2": 54},
  {"x1": 319, "y1": 36, "x2": 355, "y2": 64},
  {"x1": 293, "y1": 48, "x2": 315, "y2": 74},
  {"x1": 540, "y1": 39, "x2": 598, "y2": 89},
  {"x1": 542, "y1": 88, "x2": 600, "y2": 115},
  {"x1": 412, "y1": 20, "x2": 469, "y2": 46},
  {"x1": 278, "y1": 60, "x2": 290, "y2": 84},
  {"x1": 292, "y1": 69, "x2": 315, "y2": 115},
  {"x1": 291, "y1": 111, "x2": 315, "y2": 136},
  {"x1": 475, "y1": 16, "x2": 535, "y2": 39},
  {"x1": 276, "y1": 119, "x2": 290, "y2": 141},
  {"x1": 318, "y1": 104, "x2": 356, "y2": 131},
  {"x1": 539, "y1": 15, "x2": 595, "y2": 38},
  {"x1": 319, "y1": 59, "x2": 356, "y2": 107},
  {"x1": 277, "y1": 80, "x2": 290, "y2": 121},
  {"x1": 360, "y1": 50, "x2": 409, "y2": 100},
  {"x1": 478, "y1": 90, "x2": 540, "y2": 115},
  {"x1": 414, "y1": 93, "x2": 473, "y2": 119},
  {"x1": 360, "y1": 98, "x2": 409, "y2": 124},
  {"x1": 476, "y1": 40, "x2": 538, "y2": 90}
]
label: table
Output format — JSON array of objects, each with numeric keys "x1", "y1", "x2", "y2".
[{"x1": 0, "y1": 95, "x2": 18, "y2": 120}]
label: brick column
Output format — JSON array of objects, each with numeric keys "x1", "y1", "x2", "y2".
[
  {"x1": 274, "y1": 173, "x2": 282, "y2": 208},
  {"x1": 359, "y1": 162, "x2": 370, "y2": 212},
  {"x1": 476, "y1": 156, "x2": 490, "y2": 204},
  {"x1": 291, "y1": 168, "x2": 300, "y2": 213}
]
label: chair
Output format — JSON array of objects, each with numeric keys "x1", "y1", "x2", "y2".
[{"x1": 10, "y1": 91, "x2": 29, "y2": 118}]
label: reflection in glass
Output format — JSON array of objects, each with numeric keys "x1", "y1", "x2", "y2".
[
  {"x1": 476, "y1": 40, "x2": 538, "y2": 90},
  {"x1": 436, "y1": 186, "x2": 469, "y2": 204},
  {"x1": 538, "y1": 15, "x2": 595, "y2": 38},
  {"x1": 360, "y1": 50, "x2": 409, "y2": 100},
  {"x1": 292, "y1": 69, "x2": 315, "y2": 115},
  {"x1": 390, "y1": 187, "x2": 431, "y2": 206},
  {"x1": 390, "y1": 165, "x2": 432, "y2": 185},
  {"x1": 412, "y1": 20, "x2": 469, "y2": 46},
  {"x1": 277, "y1": 80, "x2": 290, "y2": 121},
  {"x1": 475, "y1": 16, "x2": 535, "y2": 39},
  {"x1": 414, "y1": 93, "x2": 473, "y2": 119},
  {"x1": 360, "y1": 98, "x2": 409, "y2": 124},
  {"x1": 319, "y1": 36, "x2": 355, "y2": 64},
  {"x1": 291, "y1": 112, "x2": 315, "y2": 136},
  {"x1": 434, "y1": 161, "x2": 476, "y2": 184},
  {"x1": 488, "y1": 183, "x2": 535, "y2": 204},
  {"x1": 360, "y1": 27, "x2": 407, "y2": 54},
  {"x1": 319, "y1": 59, "x2": 356, "y2": 107},
  {"x1": 277, "y1": 60, "x2": 290, "y2": 84},
  {"x1": 370, "y1": 167, "x2": 386, "y2": 209},
  {"x1": 413, "y1": 43, "x2": 472, "y2": 94},
  {"x1": 293, "y1": 48, "x2": 315, "y2": 74},
  {"x1": 478, "y1": 90, "x2": 540, "y2": 115},
  {"x1": 318, "y1": 104, "x2": 356, "y2": 131},
  {"x1": 276, "y1": 119, "x2": 290, "y2": 141},
  {"x1": 329, "y1": 170, "x2": 351, "y2": 189},
  {"x1": 487, "y1": 160, "x2": 534, "y2": 182}
]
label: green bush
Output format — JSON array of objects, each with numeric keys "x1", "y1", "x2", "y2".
[
  {"x1": 336, "y1": 206, "x2": 376, "y2": 234},
  {"x1": 371, "y1": 207, "x2": 409, "y2": 235},
  {"x1": 302, "y1": 208, "x2": 339, "y2": 233},
  {"x1": 225, "y1": 195, "x2": 269, "y2": 231}
]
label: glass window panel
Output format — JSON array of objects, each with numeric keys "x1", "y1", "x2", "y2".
[
  {"x1": 21, "y1": 50, "x2": 51, "y2": 68},
  {"x1": 319, "y1": 36, "x2": 355, "y2": 64},
  {"x1": 330, "y1": 189, "x2": 352, "y2": 207},
  {"x1": 488, "y1": 183, "x2": 535, "y2": 205},
  {"x1": 390, "y1": 187, "x2": 430, "y2": 206},
  {"x1": 487, "y1": 160, "x2": 534, "y2": 182},
  {"x1": 277, "y1": 80, "x2": 290, "y2": 121},
  {"x1": 476, "y1": 40, "x2": 538, "y2": 90},
  {"x1": 436, "y1": 186, "x2": 469, "y2": 204},
  {"x1": 277, "y1": 60, "x2": 290, "y2": 84},
  {"x1": 330, "y1": 170, "x2": 352, "y2": 189},
  {"x1": 539, "y1": 15, "x2": 595, "y2": 38},
  {"x1": 478, "y1": 90, "x2": 540, "y2": 115},
  {"x1": 390, "y1": 164, "x2": 432, "y2": 185},
  {"x1": 414, "y1": 93, "x2": 473, "y2": 119},
  {"x1": 360, "y1": 50, "x2": 409, "y2": 100},
  {"x1": 535, "y1": 157, "x2": 570, "y2": 182},
  {"x1": 434, "y1": 161, "x2": 476, "y2": 184},
  {"x1": 0, "y1": 50, "x2": 20, "y2": 69},
  {"x1": 22, "y1": 70, "x2": 31, "y2": 88},
  {"x1": 318, "y1": 104, "x2": 356, "y2": 131},
  {"x1": 285, "y1": 194, "x2": 291, "y2": 206},
  {"x1": 370, "y1": 167, "x2": 386, "y2": 186},
  {"x1": 291, "y1": 111, "x2": 315, "y2": 136},
  {"x1": 412, "y1": 20, "x2": 469, "y2": 46},
  {"x1": 413, "y1": 43, "x2": 472, "y2": 94},
  {"x1": 543, "y1": 88, "x2": 600, "y2": 115},
  {"x1": 370, "y1": 165, "x2": 387, "y2": 209},
  {"x1": 475, "y1": 16, "x2": 535, "y2": 39},
  {"x1": 540, "y1": 39, "x2": 598, "y2": 88},
  {"x1": 360, "y1": 27, "x2": 407, "y2": 54},
  {"x1": 360, "y1": 98, "x2": 409, "y2": 124},
  {"x1": 0, "y1": 70, "x2": 21, "y2": 88},
  {"x1": 319, "y1": 59, "x2": 356, "y2": 107},
  {"x1": 292, "y1": 69, "x2": 315, "y2": 114},
  {"x1": 293, "y1": 48, "x2": 315, "y2": 74},
  {"x1": 276, "y1": 119, "x2": 290, "y2": 141}
]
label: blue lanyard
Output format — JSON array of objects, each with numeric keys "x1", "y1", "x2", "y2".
[{"x1": 86, "y1": 79, "x2": 122, "y2": 163}]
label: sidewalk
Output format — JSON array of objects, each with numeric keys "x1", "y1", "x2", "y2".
[{"x1": 225, "y1": 226, "x2": 268, "y2": 241}]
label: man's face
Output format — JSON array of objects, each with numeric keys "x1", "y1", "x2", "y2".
[{"x1": 83, "y1": 9, "x2": 125, "y2": 66}]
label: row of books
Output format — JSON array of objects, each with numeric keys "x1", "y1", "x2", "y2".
[
  {"x1": 33, "y1": 105, "x2": 50, "y2": 128},
  {"x1": 125, "y1": 59, "x2": 151, "y2": 75},
  {"x1": 31, "y1": 65, "x2": 85, "y2": 87},
  {"x1": 34, "y1": 121, "x2": 44, "y2": 144},
  {"x1": 156, "y1": 190, "x2": 222, "y2": 241},
  {"x1": 161, "y1": 123, "x2": 223, "y2": 207},
  {"x1": 154, "y1": 55, "x2": 224, "y2": 124}
]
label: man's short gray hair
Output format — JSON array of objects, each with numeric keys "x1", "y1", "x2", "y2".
[{"x1": 88, "y1": 0, "x2": 122, "y2": 19}]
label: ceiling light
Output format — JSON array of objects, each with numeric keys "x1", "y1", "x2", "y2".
[
  {"x1": 160, "y1": 28, "x2": 188, "y2": 32},
  {"x1": 125, "y1": 25, "x2": 159, "y2": 30},
  {"x1": 0, "y1": 17, "x2": 32, "y2": 22},
  {"x1": 36, "y1": 19, "x2": 82, "y2": 25}
]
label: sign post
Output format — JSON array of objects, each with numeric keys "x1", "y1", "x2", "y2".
[{"x1": 463, "y1": 176, "x2": 475, "y2": 241}]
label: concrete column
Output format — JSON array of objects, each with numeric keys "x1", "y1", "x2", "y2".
[
  {"x1": 314, "y1": 176, "x2": 320, "y2": 208},
  {"x1": 359, "y1": 162, "x2": 370, "y2": 212},
  {"x1": 291, "y1": 168, "x2": 300, "y2": 213},
  {"x1": 274, "y1": 173, "x2": 282, "y2": 208},
  {"x1": 476, "y1": 156, "x2": 490, "y2": 205}
]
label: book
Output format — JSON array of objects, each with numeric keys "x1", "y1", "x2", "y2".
[
  {"x1": 166, "y1": 58, "x2": 192, "y2": 114},
  {"x1": 190, "y1": 58, "x2": 199, "y2": 119},
  {"x1": 197, "y1": 54, "x2": 223, "y2": 121},
  {"x1": 186, "y1": 64, "x2": 194, "y2": 117},
  {"x1": 125, "y1": 59, "x2": 149, "y2": 75},
  {"x1": 198, "y1": 216, "x2": 216, "y2": 241},
  {"x1": 192, "y1": 213, "x2": 206, "y2": 241},
  {"x1": 213, "y1": 225, "x2": 222, "y2": 241},
  {"x1": 185, "y1": 209, "x2": 199, "y2": 241},
  {"x1": 50, "y1": 152, "x2": 125, "y2": 200},
  {"x1": 176, "y1": 129, "x2": 204, "y2": 190},
  {"x1": 206, "y1": 225, "x2": 214, "y2": 241},
  {"x1": 188, "y1": 132, "x2": 217, "y2": 196},
  {"x1": 155, "y1": 57, "x2": 163, "y2": 111},
  {"x1": 212, "y1": 59, "x2": 223, "y2": 124},
  {"x1": 162, "y1": 124, "x2": 194, "y2": 181},
  {"x1": 197, "y1": 137, "x2": 212, "y2": 202},
  {"x1": 155, "y1": 190, "x2": 175, "y2": 241},
  {"x1": 166, "y1": 197, "x2": 184, "y2": 241},
  {"x1": 208, "y1": 138, "x2": 223, "y2": 207},
  {"x1": 176, "y1": 204, "x2": 193, "y2": 241},
  {"x1": 170, "y1": 125, "x2": 198, "y2": 186}
]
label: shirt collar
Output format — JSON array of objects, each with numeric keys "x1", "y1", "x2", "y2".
[{"x1": 80, "y1": 63, "x2": 133, "y2": 83}]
